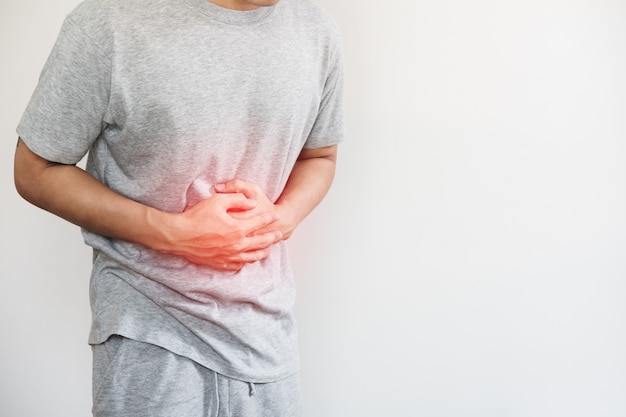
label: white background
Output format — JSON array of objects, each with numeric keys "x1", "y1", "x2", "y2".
[{"x1": 2, "y1": 0, "x2": 626, "y2": 416}]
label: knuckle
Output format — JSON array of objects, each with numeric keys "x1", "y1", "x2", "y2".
[
  {"x1": 233, "y1": 227, "x2": 247, "y2": 239},
  {"x1": 232, "y1": 242, "x2": 245, "y2": 252}
]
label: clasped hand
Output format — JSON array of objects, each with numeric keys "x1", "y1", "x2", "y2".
[{"x1": 165, "y1": 179, "x2": 284, "y2": 271}]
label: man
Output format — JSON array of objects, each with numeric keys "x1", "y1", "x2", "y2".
[{"x1": 13, "y1": 0, "x2": 344, "y2": 415}]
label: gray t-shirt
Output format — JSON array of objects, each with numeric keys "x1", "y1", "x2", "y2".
[{"x1": 17, "y1": 0, "x2": 344, "y2": 382}]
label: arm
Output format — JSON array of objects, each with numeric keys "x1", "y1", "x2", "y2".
[
  {"x1": 13, "y1": 138, "x2": 282, "y2": 271},
  {"x1": 215, "y1": 144, "x2": 338, "y2": 240}
]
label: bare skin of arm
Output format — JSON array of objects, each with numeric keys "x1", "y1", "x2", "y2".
[
  {"x1": 216, "y1": 144, "x2": 338, "y2": 240},
  {"x1": 13, "y1": 138, "x2": 283, "y2": 271}
]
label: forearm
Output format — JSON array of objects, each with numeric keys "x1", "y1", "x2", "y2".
[
  {"x1": 14, "y1": 139, "x2": 168, "y2": 249},
  {"x1": 273, "y1": 145, "x2": 338, "y2": 239}
]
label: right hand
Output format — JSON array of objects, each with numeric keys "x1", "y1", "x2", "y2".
[{"x1": 158, "y1": 192, "x2": 282, "y2": 271}]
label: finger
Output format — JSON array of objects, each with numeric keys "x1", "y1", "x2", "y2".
[
  {"x1": 214, "y1": 262, "x2": 245, "y2": 272},
  {"x1": 217, "y1": 192, "x2": 257, "y2": 212},
  {"x1": 239, "y1": 211, "x2": 280, "y2": 234},
  {"x1": 213, "y1": 233, "x2": 281, "y2": 267},
  {"x1": 214, "y1": 179, "x2": 256, "y2": 197},
  {"x1": 234, "y1": 245, "x2": 274, "y2": 263},
  {"x1": 182, "y1": 255, "x2": 243, "y2": 271},
  {"x1": 244, "y1": 230, "x2": 284, "y2": 250}
]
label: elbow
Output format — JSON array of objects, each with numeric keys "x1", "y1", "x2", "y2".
[
  {"x1": 14, "y1": 157, "x2": 34, "y2": 203},
  {"x1": 13, "y1": 138, "x2": 43, "y2": 205}
]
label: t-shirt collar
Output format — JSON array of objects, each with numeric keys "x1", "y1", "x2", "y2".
[{"x1": 189, "y1": 0, "x2": 277, "y2": 25}]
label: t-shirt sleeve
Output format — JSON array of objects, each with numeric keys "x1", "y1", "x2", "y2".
[
  {"x1": 304, "y1": 34, "x2": 346, "y2": 149},
  {"x1": 17, "y1": 16, "x2": 111, "y2": 165}
]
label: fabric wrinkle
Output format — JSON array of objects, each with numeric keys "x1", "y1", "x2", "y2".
[{"x1": 248, "y1": 381, "x2": 257, "y2": 397}]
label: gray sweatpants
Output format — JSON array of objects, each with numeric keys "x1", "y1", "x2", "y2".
[{"x1": 92, "y1": 336, "x2": 303, "y2": 417}]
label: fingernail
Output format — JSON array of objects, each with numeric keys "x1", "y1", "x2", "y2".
[{"x1": 214, "y1": 183, "x2": 225, "y2": 191}]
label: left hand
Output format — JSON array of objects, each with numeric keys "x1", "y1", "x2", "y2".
[{"x1": 214, "y1": 179, "x2": 296, "y2": 240}]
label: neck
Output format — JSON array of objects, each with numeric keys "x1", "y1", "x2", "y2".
[{"x1": 207, "y1": 0, "x2": 260, "y2": 11}]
